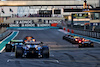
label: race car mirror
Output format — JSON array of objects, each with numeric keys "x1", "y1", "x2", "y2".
[{"x1": 41, "y1": 42, "x2": 43, "y2": 44}]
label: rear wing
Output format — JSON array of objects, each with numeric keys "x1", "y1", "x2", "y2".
[
  {"x1": 25, "y1": 42, "x2": 43, "y2": 45},
  {"x1": 11, "y1": 40, "x2": 23, "y2": 43}
]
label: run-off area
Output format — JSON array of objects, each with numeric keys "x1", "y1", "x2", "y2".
[{"x1": 1, "y1": 29, "x2": 100, "y2": 67}]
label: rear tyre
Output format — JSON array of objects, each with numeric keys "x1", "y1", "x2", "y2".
[
  {"x1": 90, "y1": 43, "x2": 94, "y2": 47},
  {"x1": 42, "y1": 46, "x2": 49, "y2": 58},
  {"x1": 63, "y1": 36, "x2": 65, "y2": 40},
  {"x1": 15, "y1": 47, "x2": 23, "y2": 58},
  {"x1": 78, "y1": 44, "x2": 82, "y2": 48},
  {"x1": 5, "y1": 44, "x2": 12, "y2": 52}
]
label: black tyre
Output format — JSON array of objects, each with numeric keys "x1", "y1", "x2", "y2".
[
  {"x1": 63, "y1": 36, "x2": 65, "y2": 40},
  {"x1": 5, "y1": 44, "x2": 12, "y2": 52},
  {"x1": 42, "y1": 46, "x2": 49, "y2": 58},
  {"x1": 72, "y1": 40, "x2": 75, "y2": 44},
  {"x1": 78, "y1": 44, "x2": 82, "y2": 48},
  {"x1": 90, "y1": 43, "x2": 94, "y2": 47},
  {"x1": 15, "y1": 47, "x2": 23, "y2": 58}
]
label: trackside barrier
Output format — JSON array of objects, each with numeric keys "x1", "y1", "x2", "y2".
[
  {"x1": 0, "y1": 30, "x2": 12, "y2": 41},
  {"x1": 68, "y1": 28, "x2": 100, "y2": 39},
  {"x1": 87, "y1": 31, "x2": 90, "y2": 36},
  {"x1": 92, "y1": 32, "x2": 94, "y2": 38},
  {"x1": 90, "y1": 32, "x2": 92, "y2": 37},
  {"x1": 97, "y1": 33, "x2": 100, "y2": 38}
]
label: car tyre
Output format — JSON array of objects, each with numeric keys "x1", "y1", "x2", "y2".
[
  {"x1": 78, "y1": 44, "x2": 82, "y2": 48},
  {"x1": 63, "y1": 36, "x2": 65, "y2": 40},
  {"x1": 42, "y1": 46, "x2": 49, "y2": 58},
  {"x1": 5, "y1": 44, "x2": 12, "y2": 52},
  {"x1": 15, "y1": 47, "x2": 23, "y2": 58},
  {"x1": 90, "y1": 43, "x2": 94, "y2": 47}
]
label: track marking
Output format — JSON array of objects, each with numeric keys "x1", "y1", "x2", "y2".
[
  {"x1": 64, "y1": 53, "x2": 76, "y2": 62},
  {"x1": 7, "y1": 59, "x2": 59, "y2": 63},
  {"x1": 0, "y1": 31, "x2": 19, "y2": 53},
  {"x1": 85, "y1": 53, "x2": 100, "y2": 61},
  {"x1": 10, "y1": 53, "x2": 55, "y2": 57},
  {"x1": 7, "y1": 59, "x2": 100, "y2": 63},
  {"x1": 48, "y1": 45, "x2": 78, "y2": 47},
  {"x1": 58, "y1": 29, "x2": 69, "y2": 34},
  {"x1": 11, "y1": 31, "x2": 19, "y2": 40},
  {"x1": 10, "y1": 54, "x2": 15, "y2": 56},
  {"x1": 50, "y1": 48, "x2": 100, "y2": 51}
]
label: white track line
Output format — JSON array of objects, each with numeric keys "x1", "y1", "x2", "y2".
[
  {"x1": 50, "y1": 48, "x2": 100, "y2": 51},
  {"x1": 7, "y1": 59, "x2": 100, "y2": 63},
  {"x1": 11, "y1": 31, "x2": 19, "y2": 40},
  {"x1": 58, "y1": 29, "x2": 69, "y2": 34},
  {"x1": 7, "y1": 59, "x2": 59, "y2": 63}
]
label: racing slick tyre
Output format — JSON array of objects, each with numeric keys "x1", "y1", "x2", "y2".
[
  {"x1": 71, "y1": 40, "x2": 75, "y2": 44},
  {"x1": 90, "y1": 43, "x2": 94, "y2": 47},
  {"x1": 5, "y1": 44, "x2": 12, "y2": 52},
  {"x1": 15, "y1": 47, "x2": 23, "y2": 58},
  {"x1": 42, "y1": 46, "x2": 49, "y2": 58},
  {"x1": 78, "y1": 44, "x2": 82, "y2": 48},
  {"x1": 63, "y1": 36, "x2": 65, "y2": 40}
]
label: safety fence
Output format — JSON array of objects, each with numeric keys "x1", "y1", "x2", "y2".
[
  {"x1": 0, "y1": 30, "x2": 12, "y2": 41},
  {"x1": 68, "y1": 28, "x2": 100, "y2": 39}
]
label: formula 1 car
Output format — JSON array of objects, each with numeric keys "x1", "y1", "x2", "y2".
[
  {"x1": 63, "y1": 34, "x2": 86, "y2": 44},
  {"x1": 78, "y1": 39, "x2": 94, "y2": 48},
  {"x1": 5, "y1": 40, "x2": 24, "y2": 52},
  {"x1": 63, "y1": 34, "x2": 74, "y2": 42},
  {"x1": 69, "y1": 36, "x2": 80, "y2": 44},
  {"x1": 5, "y1": 36, "x2": 36, "y2": 52},
  {"x1": 23, "y1": 36, "x2": 36, "y2": 43},
  {"x1": 15, "y1": 42, "x2": 49, "y2": 58},
  {"x1": 63, "y1": 34, "x2": 79, "y2": 43},
  {"x1": 63, "y1": 34, "x2": 71, "y2": 41}
]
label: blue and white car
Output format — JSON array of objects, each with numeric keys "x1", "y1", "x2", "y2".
[
  {"x1": 15, "y1": 42, "x2": 49, "y2": 58},
  {"x1": 5, "y1": 36, "x2": 36, "y2": 52}
]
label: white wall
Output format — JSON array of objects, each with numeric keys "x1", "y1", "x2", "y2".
[{"x1": 0, "y1": 7, "x2": 17, "y2": 16}]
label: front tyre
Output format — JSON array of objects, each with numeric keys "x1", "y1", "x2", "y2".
[
  {"x1": 63, "y1": 36, "x2": 65, "y2": 40},
  {"x1": 5, "y1": 44, "x2": 12, "y2": 52},
  {"x1": 90, "y1": 43, "x2": 94, "y2": 47},
  {"x1": 78, "y1": 44, "x2": 82, "y2": 48}
]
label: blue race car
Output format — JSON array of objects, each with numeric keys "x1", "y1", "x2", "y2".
[
  {"x1": 5, "y1": 36, "x2": 36, "y2": 52},
  {"x1": 15, "y1": 42, "x2": 49, "y2": 58}
]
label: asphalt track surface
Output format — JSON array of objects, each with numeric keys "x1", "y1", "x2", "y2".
[{"x1": 0, "y1": 29, "x2": 100, "y2": 67}]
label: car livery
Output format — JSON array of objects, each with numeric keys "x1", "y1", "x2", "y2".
[
  {"x1": 78, "y1": 39, "x2": 94, "y2": 48},
  {"x1": 63, "y1": 34, "x2": 80, "y2": 44},
  {"x1": 15, "y1": 42, "x2": 49, "y2": 58},
  {"x1": 63, "y1": 34, "x2": 94, "y2": 48},
  {"x1": 23, "y1": 36, "x2": 36, "y2": 43}
]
